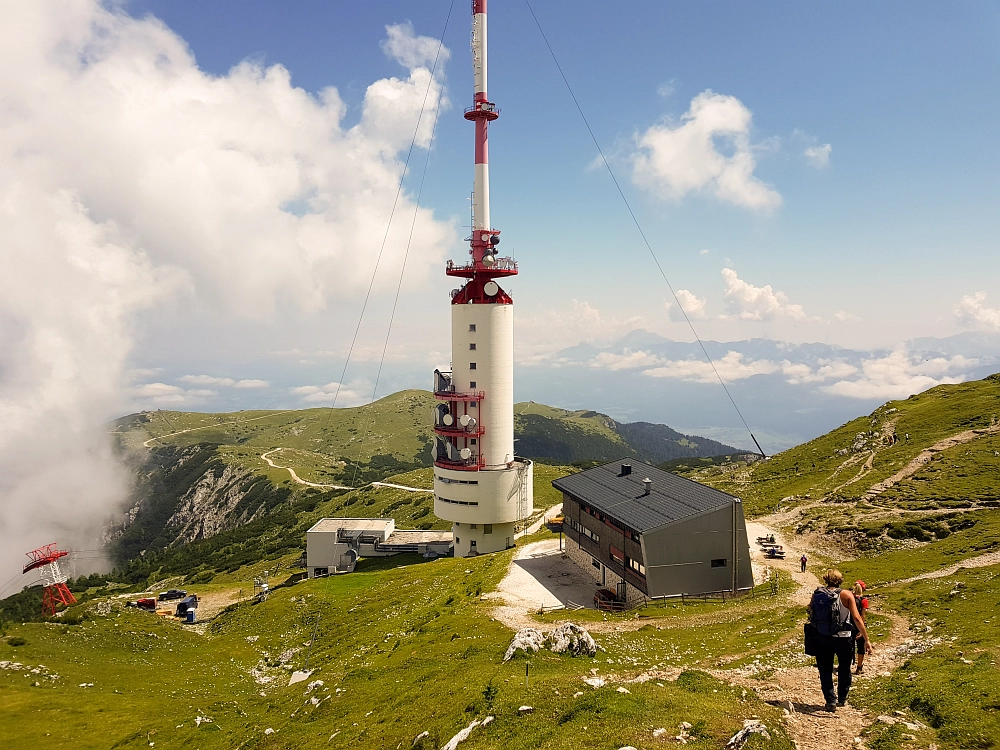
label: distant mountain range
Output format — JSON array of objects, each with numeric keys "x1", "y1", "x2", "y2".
[{"x1": 515, "y1": 330, "x2": 1000, "y2": 453}]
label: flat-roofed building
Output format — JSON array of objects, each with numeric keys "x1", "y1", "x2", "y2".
[
  {"x1": 306, "y1": 518, "x2": 453, "y2": 576},
  {"x1": 553, "y1": 459, "x2": 752, "y2": 607}
]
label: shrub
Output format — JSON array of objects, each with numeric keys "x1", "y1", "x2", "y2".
[{"x1": 8, "y1": 636, "x2": 27, "y2": 647}]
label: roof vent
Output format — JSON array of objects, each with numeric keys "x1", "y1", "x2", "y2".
[
  {"x1": 620, "y1": 463, "x2": 632, "y2": 476},
  {"x1": 642, "y1": 478, "x2": 652, "y2": 496}
]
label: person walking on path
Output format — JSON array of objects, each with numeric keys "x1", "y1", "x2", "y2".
[
  {"x1": 808, "y1": 569, "x2": 872, "y2": 712},
  {"x1": 800, "y1": 554, "x2": 808, "y2": 573},
  {"x1": 853, "y1": 581, "x2": 871, "y2": 674}
]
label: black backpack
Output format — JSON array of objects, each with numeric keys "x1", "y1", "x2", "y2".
[{"x1": 809, "y1": 587, "x2": 851, "y2": 636}]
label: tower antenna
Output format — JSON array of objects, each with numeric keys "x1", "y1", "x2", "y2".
[{"x1": 23, "y1": 543, "x2": 77, "y2": 617}]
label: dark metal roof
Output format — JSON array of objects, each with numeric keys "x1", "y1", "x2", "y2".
[{"x1": 552, "y1": 458, "x2": 737, "y2": 533}]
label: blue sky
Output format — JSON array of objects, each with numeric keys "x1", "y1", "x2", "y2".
[
  {"x1": 2, "y1": 0, "x2": 999, "y2": 566},
  {"x1": 122, "y1": 0, "x2": 1000, "y2": 350}
]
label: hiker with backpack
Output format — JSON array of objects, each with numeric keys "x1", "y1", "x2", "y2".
[
  {"x1": 805, "y1": 569, "x2": 872, "y2": 712},
  {"x1": 853, "y1": 581, "x2": 870, "y2": 674},
  {"x1": 800, "y1": 554, "x2": 808, "y2": 573}
]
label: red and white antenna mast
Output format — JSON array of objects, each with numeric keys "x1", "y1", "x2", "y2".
[
  {"x1": 432, "y1": 0, "x2": 534, "y2": 557},
  {"x1": 23, "y1": 543, "x2": 77, "y2": 616}
]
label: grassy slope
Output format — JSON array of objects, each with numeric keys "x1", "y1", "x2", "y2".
[
  {"x1": 0, "y1": 537, "x2": 793, "y2": 750},
  {"x1": 685, "y1": 374, "x2": 1000, "y2": 516}
]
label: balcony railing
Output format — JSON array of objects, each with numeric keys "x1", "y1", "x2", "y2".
[
  {"x1": 433, "y1": 388, "x2": 485, "y2": 401},
  {"x1": 445, "y1": 258, "x2": 518, "y2": 277},
  {"x1": 433, "y1": 424, "x2": 485, "y2": 438}
]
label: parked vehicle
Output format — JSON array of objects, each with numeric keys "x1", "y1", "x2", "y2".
[
  {"x1": 174, "y1": 595, "x2": 199, "y2": 617},
  {"x1": 158, "y1": 589, "x2": 187, "y2": 601},
  {"x1": 136, "y1": 598, "x2": 156, "y2": 611}
]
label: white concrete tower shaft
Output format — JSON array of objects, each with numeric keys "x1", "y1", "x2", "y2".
[{"x1": 432, "y1": 0, "x2": 533, "y2": 557}]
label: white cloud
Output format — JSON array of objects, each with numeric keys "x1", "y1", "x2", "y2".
[
  {"x1": 234, "y1": 379, "x2": 270, "y2": 389},
  {"x1": 0, "y1": 2, "x2": 455, "y2": 575},
  {"x1": 292, "y1": 381, "x2": 369, "y2": 407},
  {"x1": 782, "y1": 360, "x2": 859, "y2": 385},
  {"x1": 179, "y1": 375, "x2": 235, "y2": 387},
  {"x1": 132, "y1": 382, "x2": 217, "y2": 406},
  {"x1": 804, "y1": 143, "x2": 832, "y2": 169},
  {"x1": 590, "y1": 350, "x2": 665, "y2": 371},
  {"x1": 834, "y1": 310, "x2": 861, "y2": 323},
  {"x1": 820, "y1": 349, "x2": 977, "y2": 399},
  {"x1": 699, "y1": 248, "x2": 711, "y2": 256},
  {"x1": 643, "y1": 351, "x2": 781, "y2": 383},
  {"x1": 631, "y1": 90, "x2": 782, "y2": 211},
  {"x1": 381, "y1": 22, "x2": 448, "y2": 70},
  {"x1": 666, "y1": 289, "x2": 708, "y2": 322},
  {"x1": 955, "y1": 291, "x2": 1000, "y2": 331},
  {"x1": 177, "y1": 375, "x2": 270, "y2": 389},
  {"x1": 721, "y1": 268, "x2": 809, "y2": 321}
]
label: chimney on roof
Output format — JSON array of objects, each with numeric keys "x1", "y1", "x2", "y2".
[
  {"x1": 642, "y1": 477, "x2": 652, "y2": 495},
  {"x1": 620, "y1": 463, "x2": 632, "y2": 477}
]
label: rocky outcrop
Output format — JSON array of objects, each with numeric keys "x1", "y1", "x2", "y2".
[{"x1": 503, "y1": 623, "x2": 597, "y2": 661}]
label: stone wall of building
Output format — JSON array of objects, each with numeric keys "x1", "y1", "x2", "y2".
[{"x1": 564, "y1": 538, "x2": 647, "y2": 609}]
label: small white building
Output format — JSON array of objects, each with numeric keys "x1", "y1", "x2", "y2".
[{"x1": 306, "y1": 518, "x2": 453, "y2": 577}]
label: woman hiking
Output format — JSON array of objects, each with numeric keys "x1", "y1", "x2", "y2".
[
  {"x1": 808, "y1": 569, "x2": 873, "y2": 712},
  {"x1": 853, "y1": 581, "x2": 870, "y2": 674}
]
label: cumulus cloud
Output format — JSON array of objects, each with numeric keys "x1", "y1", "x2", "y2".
[
  {"x1": 292, "y1": 381, "x2": 369, "y2": 406},
  {"x1": 132, "y1": 382, "x2": 217, "y2": 407},
  {"x1": 632, "y1": 90, "x2": 781, "y2": 211},
  {"x1": 955, "y1": 291, "x2": 1000, "y2": 331},
  {"x1": 834, "y1": 310, "x2": 861, "y2": 323},
  {"x1": 721, "y1": 268, "x2": 809, "y2": 321},
  {"x1": 804, "y1": 143, "x2": 832, "y2": 169},
  {"x1": 820, "y1": 349, "x2": 976, "y2": 399},
  {"x1": 0, "y1": 2, "x2": 454, "y2": 575},
  {"x1": 178, "y1": 375, "x2": 270, "y2": 389},
  {"x1": 781, "y1": 360, "x2": 859, "y2": 385},
  {"x1": 665, "y1": 289, "x2": 708, "y2": 322},
  {"x1": 381, "y1": 21, "x2": 448, "y2": 70},
  {"x1": 643, "y1": 351, "x2": 781, "y2": 383}
]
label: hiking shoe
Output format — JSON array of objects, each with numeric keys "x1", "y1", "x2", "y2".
[
  {"x1": 837, "y1": 699, "x2": 847, "y2": 707},
  {"x1": 855, "y1": 666, "x2": 864, "y2": 674},
  {"x1": 824, "y1": 703, "x2": 837, "y2": 713}
]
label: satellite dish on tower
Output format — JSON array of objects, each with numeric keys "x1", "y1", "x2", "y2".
[
  {"x1": 459, "y1": 414, "x2": 472, "y2": 427},
  {"x1": 484, "y1": 281, "x2": 499, "y2": 296},
  {"x1": 482, "y1": 254, "x2": 495, "y2": 266},
  {"x1": 460, "y1": 447, "x2": 472, "y2": 460},
  {"x1": 443, "y1": 413, "x2": 454, "y2": 426}
]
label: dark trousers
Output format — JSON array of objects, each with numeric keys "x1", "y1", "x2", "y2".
[{"x1": 815, "y1": 634, "x2": 854, "y2": 704}]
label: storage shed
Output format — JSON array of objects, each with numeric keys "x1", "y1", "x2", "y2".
[{"x1": 553, "y1": 459, "x2": 752, "y2": 606}]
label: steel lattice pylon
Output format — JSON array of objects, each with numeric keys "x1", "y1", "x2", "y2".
[{"x1": 23, "y1": 543, "x2": 77, "y2": 616}]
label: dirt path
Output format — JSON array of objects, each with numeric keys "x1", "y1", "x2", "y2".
[
  {"x1": 890, "y1": 548, "x2": 1000, "y2": 586},
  {"x1": 865, "y1": 423, "x2": 1000, "y2": 499},
  {"x1": 261, "y1": 449, "x2": 354, "y2": 489},
  {"x1": 142, "y1": 411, "x2": 296, "y2": 447}
]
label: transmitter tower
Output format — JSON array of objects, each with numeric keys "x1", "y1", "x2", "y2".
[{"x1": 432, "y1": 0, "x2": 533, "y2": 556}]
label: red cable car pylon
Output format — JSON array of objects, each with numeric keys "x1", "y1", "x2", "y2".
[{"x1": 23, "y1": 543, "x2": 77, "y2": 616}]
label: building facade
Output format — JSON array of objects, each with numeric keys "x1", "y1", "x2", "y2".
[{"x1": 554, "y1": 460, "x2": 753, "y2": 603}]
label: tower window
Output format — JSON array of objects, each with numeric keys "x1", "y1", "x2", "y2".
[
  {"x1": 484, "y1": 524, "x2": 492, "y2": 534},
  {"x1": 470, "y1": 402, "x2": 477, "y2": 408},
  {"x1": 469, "y1": 343, "x2": 476, "y2": 350},
  {"x1": 470, "y1": 439, "x2": 477, "y2": 445},
  {"x1": 469, "y1": 324, "x2": 476, "y2": 332},
  {"x1": 470, "y1": 363, "x2": 476, "y2": 370},
  {"x1": 470, "y1": 381, "x2": 476, "y2": 388},
  {"x1": 711, "y1": 559, "x2": 728, "y2": 568}
]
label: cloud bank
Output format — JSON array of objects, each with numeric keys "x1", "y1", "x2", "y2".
[{"x1": 0, "y1": 2, "x2": 454, "y2": 581}]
